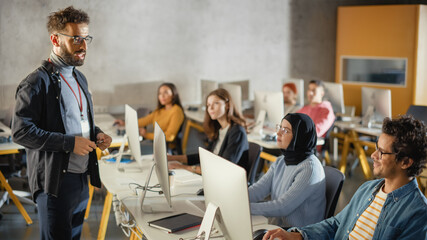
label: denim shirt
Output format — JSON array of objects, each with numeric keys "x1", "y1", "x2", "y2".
[{"x1": 291, "y1": 178, "x2": 427, "y2": 240}]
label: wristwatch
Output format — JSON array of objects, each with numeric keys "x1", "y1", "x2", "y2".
[{"x1": 191, "y1": 165, "x2": 197, "y2": 172}]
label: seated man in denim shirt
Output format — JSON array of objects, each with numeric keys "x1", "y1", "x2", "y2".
[{"x1": 262, "y1": 115, "x2": 427, "y2": 240}]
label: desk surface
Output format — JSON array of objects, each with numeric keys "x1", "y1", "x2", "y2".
[
  {"x1": 99, "y1": 158, "x2": 275, "y2": 239},
  {"x1": 334, "y1": 121, "x2": 382, "y2": 137}
]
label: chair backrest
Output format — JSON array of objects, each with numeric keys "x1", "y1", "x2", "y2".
[
  {"x1": 324, "y1": 166, "x2": 345, "y2": 219},
  {"x1": 167, "y1": 116, "x2": 186, "y2": 155},
  {"x1": 406, "y1": 105, "x2": 427, "y2": 124},
  {"x1": 247, "y1": 142, "x2": 263, "y2": 185}
]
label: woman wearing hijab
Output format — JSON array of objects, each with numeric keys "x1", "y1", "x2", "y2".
[{"x1": 248, "y1": 113, "x2": 326, "y2": 228}]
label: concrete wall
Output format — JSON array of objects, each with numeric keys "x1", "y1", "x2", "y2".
[{"x1": 1, "y1": 0, "x2": 425, "y2": 113}]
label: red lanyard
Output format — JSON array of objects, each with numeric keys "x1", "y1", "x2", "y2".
[
  {"x1": 48, "y1": 58, "x2": 83, "y2": 118},
  {"x1": 60, "y1": 72, "x2": 83, "y2": 118}
]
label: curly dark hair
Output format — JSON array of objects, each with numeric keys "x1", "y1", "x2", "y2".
[
  {"x1": 382, "y1": 115, "x2": 427, "y2": 177},
  {"x1": 47, "y1": 6, "x2": 89, "y2": 33}
]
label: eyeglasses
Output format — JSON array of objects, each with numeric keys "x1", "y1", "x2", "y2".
[
  {"x1": 56, "y1": 32, "x2": 93, "y2": 45},
  {"x1": 275, "y1": 124, "x2": 291, "y2": 135},
  {"x1": 375, "y1": 141, "x2": 397, "y2": 159}
]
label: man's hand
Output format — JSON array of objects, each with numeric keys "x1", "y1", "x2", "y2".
[
  {"x1": 96, "y1": 133, "x2": 112, "y2": 150},
  {"x1": 262, "y1": 228, "x2": 303, "y2": 240},
  {"x1": 74, "y1": 136, "x2": 97, "y2": 155}
]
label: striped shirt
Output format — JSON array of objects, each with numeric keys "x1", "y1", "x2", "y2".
[{"x1": 349, "y1": 184, "x2": 388, "y2": 240}]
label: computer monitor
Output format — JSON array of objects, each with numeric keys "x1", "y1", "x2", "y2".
[
  {"x1": 219, "y1": 83, "x2": 243, "y2": 114},
  {"x1": 361, "y1": 87, "x2": 392, "y2": 124},
  {"x1": 254, "y1": 91, "x2": 284, "y2": 127},
  {"x1": 140, "y1": 122, "x2": 172, "y2": 212},
  {"x1": 197, "y1": 148, "x2": 253, "y2": 240},
  {"x1": 201, "y1": 80, "x2": 219, "y2": 106},
  {"x1": 125, "y1": 104, "x2": 144, "y2": 167},
  {"x1": 283, "y1": 78, "x2": 304, "y2": 106},
  {"x1": 222, "y1": 79, "x2": 250, "y2": 101},
  {"x1": 323, "y1": 82, "x2": 345, "y2": 114}
]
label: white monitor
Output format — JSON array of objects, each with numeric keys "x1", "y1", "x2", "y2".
[
  {"x1": 125, "y1": 104, "x2": 143, "y2": 168},
  {"x1": 219, "y1": 83, "x2": 243, "y2": 114},
  {"x1": 197, "y1": 148, "x2": 253, "y2": 240},
  {"x1": 323, "y1": 82, "x2": 345, "y2": 114},
  {"x1": 201, "y1": 80, "x2": 218, "y2": 106},
  {"x1": 361, "y1": 87, "x2": 392, "y2": 124},
  {"x1": 222, "y1": 79, "x2": 250, "y2": 101},
  {"x1": 254, "y1": 91, "x2": 284, "y2": 127},
  {"x1": 140, "y1": 122, "x2": 173, "y2": 212},
  {"x1": 283, "y1": 78, "x2": 304, "y2": 106}
]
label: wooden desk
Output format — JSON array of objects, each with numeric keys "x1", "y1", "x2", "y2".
[
  {"x1": 332, "y1": 121, "x2": 380, "y2": 180},
  {"x1": 0, "y1": 141, "x2": 33, "y2": 225}
]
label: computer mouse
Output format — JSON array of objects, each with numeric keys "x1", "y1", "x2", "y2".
[
  {"x1": 196, "y1": 188, "x2": 204, "y2": 196},
  {"x1": 252, "y1": 228, "x2": 268, "y2": 240}
]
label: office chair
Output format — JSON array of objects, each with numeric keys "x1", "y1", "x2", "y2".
[
  {"x1": 168, "y1": 118, "x2": 185, "y2": 155},
  {"x1": 247, "y1": 142, "x2": 263, "y2": 185},
  {"x1": 406, "y1": 105, "x2": 427, "y2": 123},
  {"x1": 324, "y1": 166, "x2": 345, "y2": 219}
]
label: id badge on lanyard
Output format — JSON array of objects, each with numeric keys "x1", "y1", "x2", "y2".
[{"x1": 81, "y1": 118, "x2": 90, "y2": 139}]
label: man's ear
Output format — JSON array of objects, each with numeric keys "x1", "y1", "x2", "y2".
[
  {"x1": 400, "y1": 157, "x2": 414, "y2": 170},
  {"x1": 50, "y1": 34, "x2": 60, "y2": 47}
]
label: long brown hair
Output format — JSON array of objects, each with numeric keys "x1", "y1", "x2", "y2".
[
  {"x1": 203, "y1": 88, "x2": 246, "y2": 140},
  {"x1": 156, "y1": 82, "x2": 183, "y2": 111}
]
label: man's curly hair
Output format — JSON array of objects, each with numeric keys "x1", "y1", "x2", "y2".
[
  {"x1": 47, "y1": 6, "x2": 89, "y2": 34},
  {"x1": 382, "y1": 115, "x2": 427, "y2": 177}
]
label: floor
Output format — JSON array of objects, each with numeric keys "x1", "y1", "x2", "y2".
[{"x1": 0, "y1": 151, "x2": 369, "y2": 240}]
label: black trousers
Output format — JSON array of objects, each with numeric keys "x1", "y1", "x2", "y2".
[{"x1": 36, "y1": 172, "x2": 89, "y2": 240}]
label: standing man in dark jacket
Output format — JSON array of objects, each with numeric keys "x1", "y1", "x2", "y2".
[{"x1": 12, "y1": 6, "x2": 111, "y2": 240}]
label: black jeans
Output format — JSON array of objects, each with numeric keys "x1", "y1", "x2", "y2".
[{"x1": 36, "y1": 172, "x2": 89, "y2": 240}]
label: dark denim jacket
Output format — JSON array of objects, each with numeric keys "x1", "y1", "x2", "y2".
[
  {"x1": 292, "y1": 178, "x2": 427, "y2": 240},
  {"x1": 12, "y1": 60, "x2": 102, "y2": 200}
]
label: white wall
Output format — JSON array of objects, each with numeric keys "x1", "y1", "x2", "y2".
[{"x1": 0, "y1": 0, "x2": 292, "y2": 109}]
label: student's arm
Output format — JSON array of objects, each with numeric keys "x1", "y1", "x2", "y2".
[
  {"x1": 248, "y1": 159, "x2": 277, "y2": 203},
  {"x1": 220, "y1": 125, "x2": 247, "y2": 164},
  {"x1": 138, "y1": 111, "x2": 154, "y2": 128},
  {"x1": 249, "y1": 161, "x2": 318, "y2": 217},
  {"x1": 314, "y1": 104, "x2": 335, "y2": 137},
  {"x1": 138, "y1": 112, "x2": 155, "y2": 140},
  {"x1": 163, "y1": 107, "x2": 185, "y2": 142}
]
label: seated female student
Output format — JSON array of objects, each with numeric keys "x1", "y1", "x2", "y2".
[
  {"x1": 115, "y1": 83, "x2": 185, "y2": 153},
  {"x1": 248, "y1": 113, "x2": 326, "y2": 228},
  {"x1": 168, "y1": 88, "x2": 248, "y2": 174}
]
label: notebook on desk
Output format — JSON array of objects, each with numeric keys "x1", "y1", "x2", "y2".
[{"x1": 148, "y1": 213, "x2": 203, "y2": 233}]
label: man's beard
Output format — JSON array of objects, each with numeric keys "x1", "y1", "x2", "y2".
[{"x1": 58, "y1": 44, "x2": 85, "y2": 66}]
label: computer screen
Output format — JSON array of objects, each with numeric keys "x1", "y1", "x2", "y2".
[
  {"x1": 361, "y1": 87, "x2": 392, "y2": 123},
  {"x1": 201, "y1": 80, "x2": 219, "y2": 106},
  {"x1": 221, "y1": 79, "x2": 250, "y2": 101},
  {"x1": 140, "y1": 122, "x2": 172, "y2": 212},
  {"x1": 125, "y1": 104, "x2": 143, "y2": 167},
  {"x1": 218, "y1": 83, "x2": 242, "y2": 114},
  {"x1": 198, "y1": 148, "x2": 253, "y2": 239},
  {"x1": 323, "y1": 82, "x2": 345, "y2": 114},
  {"x1": 254, "y1": 91, "x2": 284, "y2": 127},
  {"x1": 153, "y1": 122, "x2": 172, "y2": 208},
  {"x1": 283, "y1": 78, "x2": 304, "y2": 106}
]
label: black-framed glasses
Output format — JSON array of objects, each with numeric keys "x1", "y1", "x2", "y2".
[
  {"x1": 375, "y1": 142, "x2": 397, "y2": 159},
  {"x1": 275, "y1": 124, "x2": 291, "y2": 135},
  {"x1": 56, "y1": 32, "x2": 93, "y2": 45}
]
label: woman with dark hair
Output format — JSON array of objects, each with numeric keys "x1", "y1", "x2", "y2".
[
  {"x1": 168, "y1": 88, "x2": 248, "y2": 174},
  {"x1": 248, "y1": 113, "x2": 326, "y2": 228},
  {"x1": 115, "y1": 82, "x2": 184, "y2": 146}
]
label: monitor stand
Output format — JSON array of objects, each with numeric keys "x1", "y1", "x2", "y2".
[
  {"x1": 139, "y1": 162, "x2": 173, "y2": 213},
  {"x1": 196, "y1": 202, "x2": 220, "y2": 240}
]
